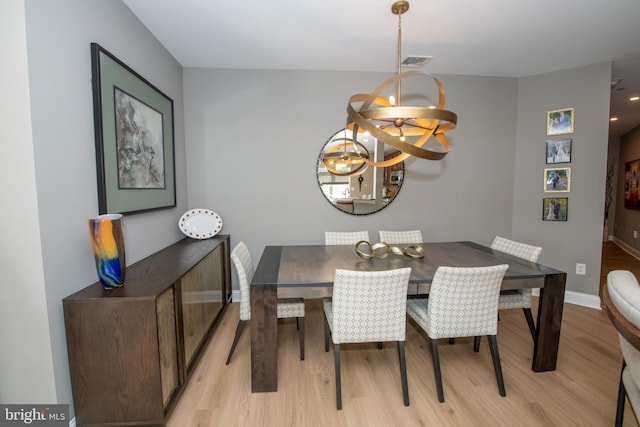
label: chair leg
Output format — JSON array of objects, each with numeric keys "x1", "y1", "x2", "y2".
[
  {"x1": 473, "y1": 336, "x2": 481, "y2": 352},
  {"x1": 334, "y1": 343, "x2": 342, "y2": 410},
  {"x1": 523, "y1": 308, "x2": 536, "y2": 340},
  {"x1": 324, "y1": 314, "x2": 330, "y2": 352},
  {"x1": 397, "y1": 341, "x2": 410, "y2": 406},
  {"x1": 298, "y1": 317, "x2": 305, "y2": 361},
  {"x1": 225, "y1": 320, "x2": 247, "y2": 365},
  {"x1": 487, "y1": 335, "x2": 506, "y2": 397},
  {"x1": 616, "y1": 360, "x2": 627, "y2": 427},
  {"x1": 448, "y1": 338, "x2": 455, "y2": 345},
  {"x1": 430, "y1": 338, "x2": 445, "y2": 403}
]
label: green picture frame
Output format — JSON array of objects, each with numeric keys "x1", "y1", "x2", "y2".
[
  {"x1": 543, "y1": 197, "x2": 568, "y2": 221},
  {"x1": 91, "y1": 43, "x2": 176, "y2": 214}
]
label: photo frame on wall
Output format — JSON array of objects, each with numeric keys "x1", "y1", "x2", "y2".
[
  {"x1": 91, "y1": 43, "x2": 176, "y2": 214},
  {"x1": 546, "y1": 139, "x2": 572, "y2": 164},
  {"x1": 624, "y1": 158, "x2": 640, "y2": 209},
  {"x1": 544, "y1": 167, "x2": 571, "y2": 192},
  {"x1": 543, "y1": 198, "x2": 568, "y2": 221},
  {"x1": 547, "y1": 108, "x2": 574, "y2": 136}
]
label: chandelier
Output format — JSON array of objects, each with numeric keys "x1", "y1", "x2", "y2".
[
  {"x1": 346, "y1": 0, "x2": 457, "y2": 168},
  {"x1": 321, "y1": 135, "x2": 370, "y2": 176}
]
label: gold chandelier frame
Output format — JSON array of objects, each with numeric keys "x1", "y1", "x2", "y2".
[{"x1": 345, "y1": 0, "x2": 457, "y2": 168}]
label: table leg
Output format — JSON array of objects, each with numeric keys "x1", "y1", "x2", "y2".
[
  {"x1": 532, "y1": 272, "x2": 567, "y2": 371},
  {"x1": 250, "y1": 282, "x2": 278, "y2": 392}
]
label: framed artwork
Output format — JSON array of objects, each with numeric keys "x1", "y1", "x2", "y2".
[
  {"x1": 546, "y1": 138, "x2": 572, "y2": 164},
  {"x1": 547, "y1": 108, "x2": 574, "y2": 136},
  {"x1": 543, "y1": 198, "x2": 568, "y2": 221},
  {"x1": 91, "y1": 43, "x2": 176, "y2": 214},
  {"x1": 624, "y1": 159, "x2": 640, "y2": 209},
  {"x1": 544, "y1": 167, "x2": 571, "y2": 192}
]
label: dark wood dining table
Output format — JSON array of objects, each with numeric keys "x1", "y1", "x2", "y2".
[{"x1": 249, "y1": 241, "x2": 566, "y2": 393}]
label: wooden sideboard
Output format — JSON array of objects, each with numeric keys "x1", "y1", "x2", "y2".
[{"x1": 63, "y1": 235, "x2": 231, "y2": 426}]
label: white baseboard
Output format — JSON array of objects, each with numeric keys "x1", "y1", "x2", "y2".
[
  {"x1": 532, "y1": 288, "x2": 601, "y2": 310},
  {"x1": 612, "y1": 237, "x2": 640, "y2": 260}
]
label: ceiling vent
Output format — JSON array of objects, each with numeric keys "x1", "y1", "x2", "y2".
[{"x1": 401, "y1": 56, "x2": 433, "y2": 68}]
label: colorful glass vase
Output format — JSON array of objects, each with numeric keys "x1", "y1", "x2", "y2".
[{"x1": 88, "y1": 213, "x2": 126, "y2": 289}]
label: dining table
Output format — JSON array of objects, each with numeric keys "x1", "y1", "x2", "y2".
[{"x1": 249, "y1": 241, "x2": 567, "y2": 393}]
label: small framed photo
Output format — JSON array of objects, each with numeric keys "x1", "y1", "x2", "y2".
[
  {"x1": 544, "y1": 167, "x2": 571, "y2": 192},
  {"x1": 547, "y1": 108, "x2": 574, "y2": 136},
  {"x1": 546, "y1": 139, "x2": 571, "y2": 164},
  {"x1": 543, "y1": 198, "x2": 568, "y2": 221}
]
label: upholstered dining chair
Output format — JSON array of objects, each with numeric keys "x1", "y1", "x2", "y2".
[
  {"x1": 226, "y1": 241, "x2": 305, "y2": 364},
  {"x1": 378, "y1": 230, "x2": 423, "y2": 244},
  {"x1": 406, "y1": 264, "x2": 509, "y2": 402},
  {"x1": 323, "y1": 267, "x2": 412, "y2": 410},
  {"x1": 325, "y1": 231, "x2": 370, "y2": 245},
  {"x1": 603, "y1": 270, "x2": 640, "y2": 427},
  {"x1": 491, "y1": 236, "x2": 542, "y2": 339}
]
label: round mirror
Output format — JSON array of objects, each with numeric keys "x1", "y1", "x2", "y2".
[{"x1": 316, "y1": 128, "x2": 404, "y2": 215}]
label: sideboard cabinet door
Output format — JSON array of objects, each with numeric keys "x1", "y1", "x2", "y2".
[
  {"x1": 180, "y1": 245, "x2": 225, "y2": 370},
  {"x1": 62, "y1": 293, "x2": 171, "y2": 425},
  {"x1": 157, "y1": 286, "x2": 180, "y2": 406}
]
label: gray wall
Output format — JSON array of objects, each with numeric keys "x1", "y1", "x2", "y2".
[
  {"x1": 1, "y1": 0, "x2": 54, "y2": 403},
  {"x1": 1, "y1": 0, "x2": 187, "y2": 413},
  {"x1": 184, "y1": 64, "x2": 611, "y2": 299},
  {"x1": 514, "y1": 63, "x2": 612, "y2": 297},
  {"x1": 184, "y1": 69, "x2": 519, "y2": 263},
  {"x1": 615, "y1": 125, "x2": 640, "y2": 251}
]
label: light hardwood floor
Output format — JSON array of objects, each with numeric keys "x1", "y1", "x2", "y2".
[
  {"x1": 167, "y1": 246, "x2": 639, "y2": 427},
  {"x1": 600, "y1": 241, "x2": 640, "y2": 301}
]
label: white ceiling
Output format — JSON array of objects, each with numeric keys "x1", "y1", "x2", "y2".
[{"x1": 122, "y1": 0, "x2": 640, "y2": 137}]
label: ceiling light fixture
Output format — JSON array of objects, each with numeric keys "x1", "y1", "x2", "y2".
[
  {"x1": 630, "y1": 96, "x2": 640, "y2": 102},
  {"x1": 345, "y1": 0, "x2": 457, "y2": 168}
]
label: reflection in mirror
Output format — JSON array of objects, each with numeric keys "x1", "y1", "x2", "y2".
[{"x1": 317, "y1": 128, "x2": 404, "y2": 215}]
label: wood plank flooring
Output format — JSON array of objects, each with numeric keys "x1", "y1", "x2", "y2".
[
  {"x1": 167, "y1": 244, "x2": 640, "y2": 426},
  {"x1": 600, "y1": 241, "x2": 640, "y2": 300}
]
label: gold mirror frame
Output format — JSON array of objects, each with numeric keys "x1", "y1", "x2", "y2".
[{"x1": 316, "y1": 129, "x2": 404, "y2": 215}]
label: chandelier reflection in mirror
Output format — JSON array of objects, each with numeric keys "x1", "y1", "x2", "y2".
[
  {"x1": 321, "y1": 134, "x2": 370, "y2": 176},
  {"x1": 345, "y1": 0, "x2": 457, "y2": 168},
  {"x1": 317, "y1": 128, "x2": 404, "y2": 215}
]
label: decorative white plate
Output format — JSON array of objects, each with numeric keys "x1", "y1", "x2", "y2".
[{"x1": 178, "y1": 209, "x2": 223, "y2": 239}]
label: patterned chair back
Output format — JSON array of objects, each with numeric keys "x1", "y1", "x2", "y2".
[
  {"x1": 231, "y1": 241, "x2": 254, "y2": 321},
  {"x1": 325, "y1": 231, "x2": 370, "y2": 245},
  {"x1": 426, "y1": 264, "x2": 509, "y2": 338},
  {"x1": 331, "y1": 268, "x2": 411, "y2": 344},
  {"x1": 379, "y1": 230, "x2": 423, "y2": 244},
  {"x1": 491, "y1": 236, "x2": 542, "y2": 262}
]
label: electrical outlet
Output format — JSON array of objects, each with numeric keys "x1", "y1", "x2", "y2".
[{"x1": 576, "y1": 263, "x2": 586, "y2": 275}]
